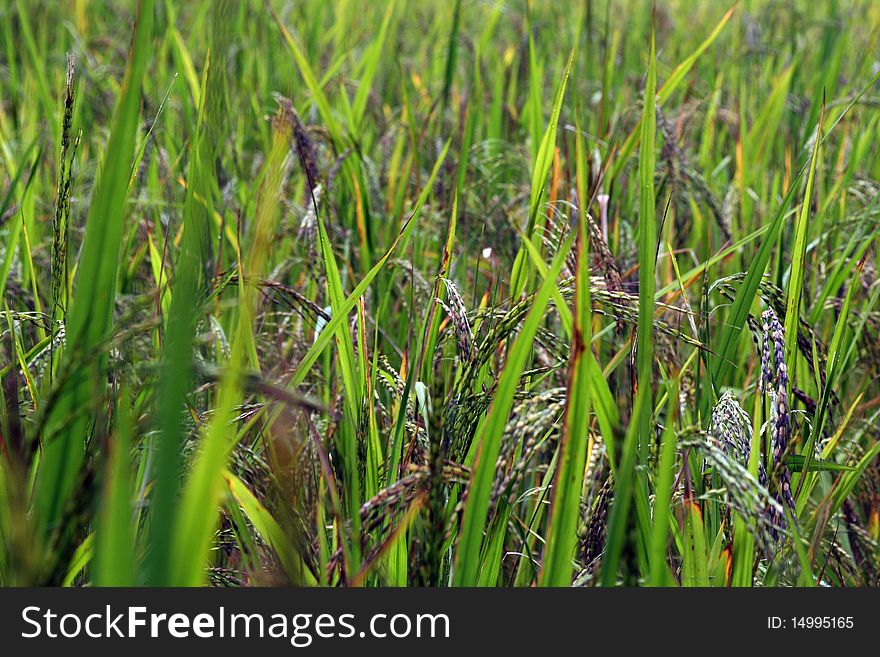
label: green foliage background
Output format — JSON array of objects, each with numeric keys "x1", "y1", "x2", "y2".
[{"x1": 1, "y1": 0, "x2": 879, "y2": 586}]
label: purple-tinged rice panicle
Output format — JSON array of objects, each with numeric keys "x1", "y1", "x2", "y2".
[
  {"x1": 686, "y1": 430, "x2": 784, "y2": 552},
  {"x1": 711, "y1": 276, "x2": 833, "y2": 405},
  {"x1": 273, "y1": 94, "x2": 319, "y2": 197},
  {"x1": 438, "y1": 278, "x2": 474, "y2": 363},
  {"x1": 579, "y1": 474, "x2": 613, "y2": 578},
  {"x1": 709, "y1": 391, "x2": 752, "y2": 466},
  {"x1": 707, "y1": 394, "x2": 784, "y2": 550},
  {"x1": 360, "y1": 470, "x2": 428, "y2": 535},
  {"x1": 488, "y1": 389, "x2": 565, "y2": 518},
  {"x1": 760, "y1": 308, "x2": 796, "y2": 538}
]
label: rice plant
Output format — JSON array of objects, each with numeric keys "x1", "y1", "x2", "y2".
[{"x1": 1, "y1": 0, "x2": 879, "y2": 588}]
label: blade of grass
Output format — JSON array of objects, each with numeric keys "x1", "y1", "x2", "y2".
[
  {"x1": 601, "y1": 32, "x2": 657, "y2": 586},
  {"x1": 168, "y1": 108, "x2": 290, "y2": 586},
  {"x1": 784, "y1": 102, "x2": 824, "y2": 396},
  {"x1": 453, "y1": 224, "x2": 576, "y2": 587},
  {"x1": 225, "y1": 470, "x2": 317, "y2": 585},
  {"x1": 148, "y1": 41, "x2": 221, "y2": 585},
  {"x1": 509, "y1": 49, "x2": 574, "y2": 299},
  {"x1": 93, "y1": 386, "x2": 134, "y2": 586},
  {"x1": 36, "y1": 0, "x2": 154, "y2": 537},
  {"x1": 540, "y1": 137, "x2": 592, "y2": 585}
]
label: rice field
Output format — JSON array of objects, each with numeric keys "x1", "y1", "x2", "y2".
[{"x1": 1, "y1": 0, "x2": 879, "y2": 587}]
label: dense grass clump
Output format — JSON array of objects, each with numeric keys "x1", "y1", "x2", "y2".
[{"x1": 1, "y1": 0, "x2": 879, "y2": 587}]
